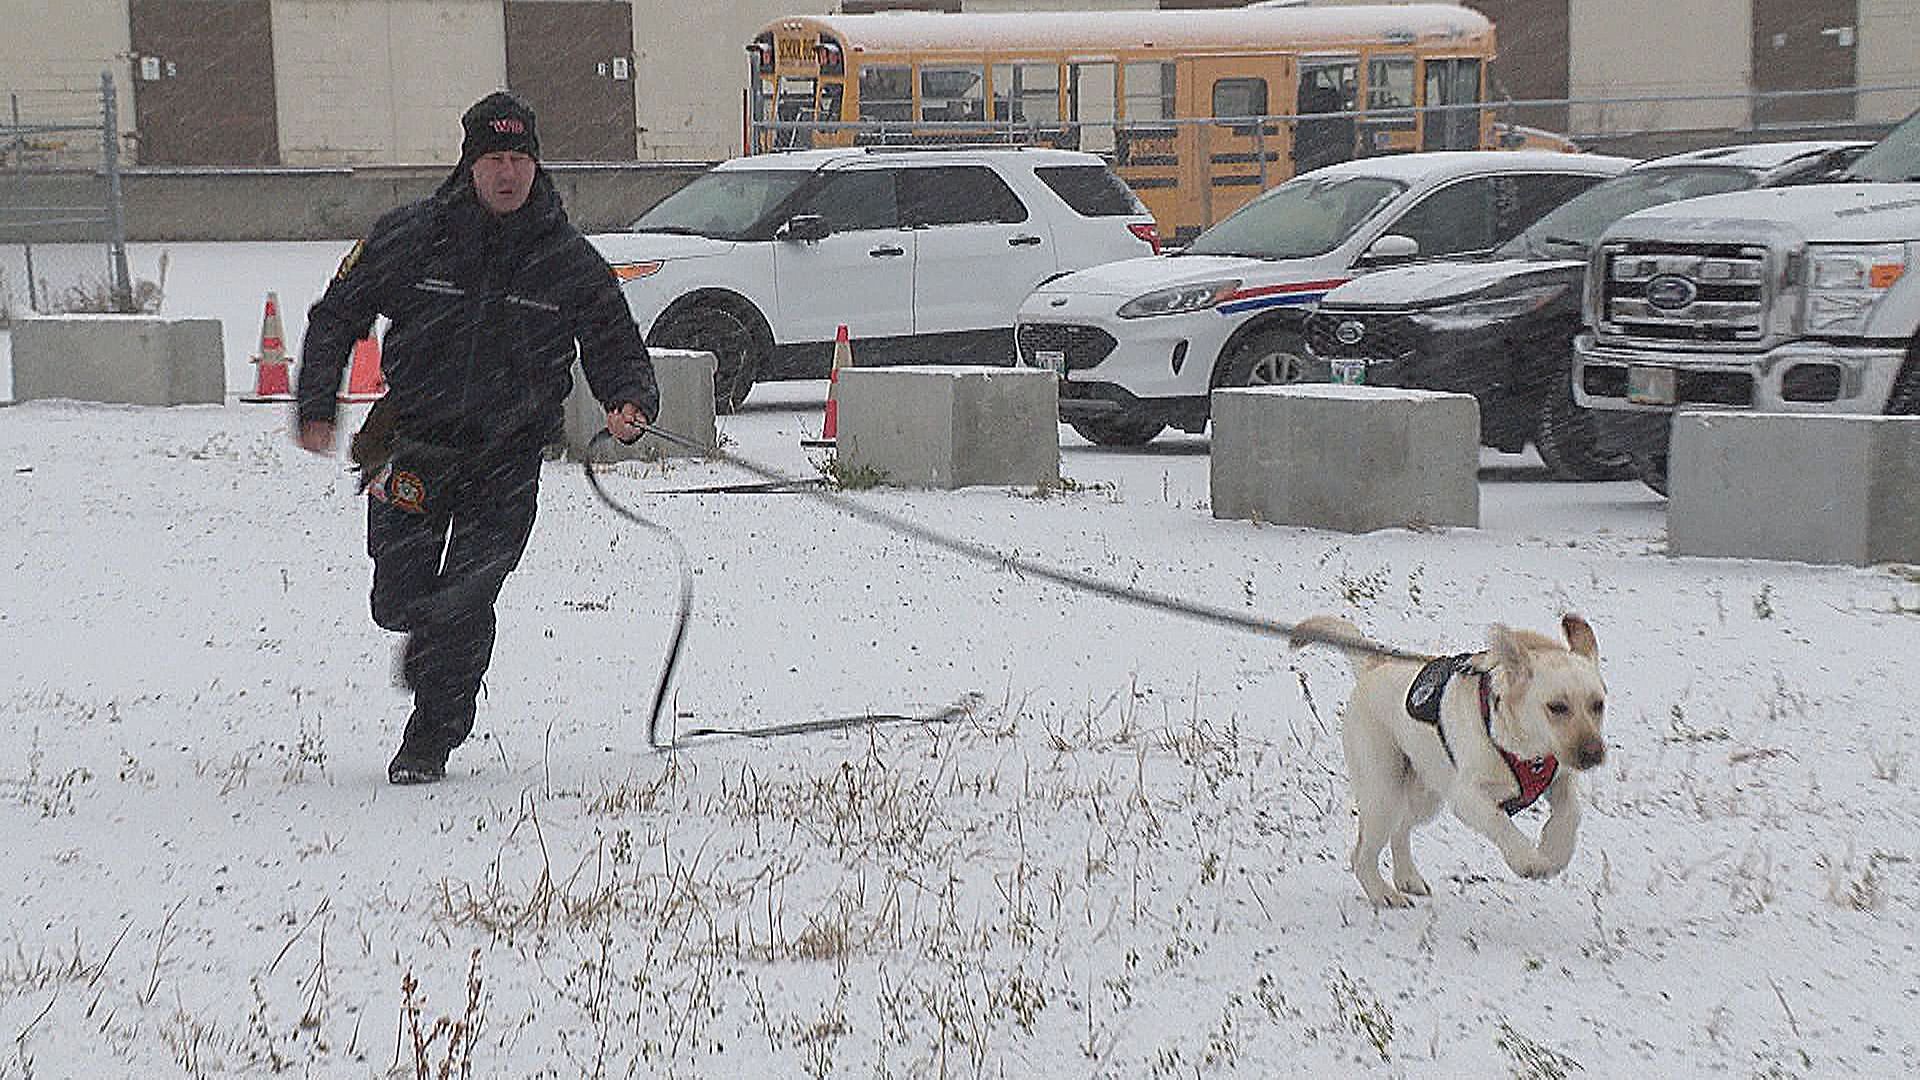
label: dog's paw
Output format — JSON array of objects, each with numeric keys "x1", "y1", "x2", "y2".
[
  {"x1": 1366, "y1": 887, "x2": 1415, "y2": 910},
  {"x1": 1393, "y1": 869, "x2": 1432, "y2": 897},
  {"x1": 1535, "y1": 849, "x2": 1574, "y2": 878},
  {"x1": 1507, "y1": 850, "x2": 1560, "y2": 880}
]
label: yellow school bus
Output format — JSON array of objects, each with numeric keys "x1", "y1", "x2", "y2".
[{"x1": 747, "y1": 5, "x2": 1501, "y2": 242}]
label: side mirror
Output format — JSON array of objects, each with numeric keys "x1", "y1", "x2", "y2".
[
  {"x1": 1360, "y1": 234, "x2": 1420, "y2": 265},
  {"x1": 779, "y1": 214, "x2": 832, "y2": 243}
]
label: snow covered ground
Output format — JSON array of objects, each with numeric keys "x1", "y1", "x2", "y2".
[{"x1": 2, "y1": 245, "x2": 1919, "y2": 1078}]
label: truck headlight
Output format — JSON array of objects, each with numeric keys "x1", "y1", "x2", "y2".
[
  {"x1": 1805, "y1": 244, "x2": 1906, "y2": 334},
  {"x1": 1116, "y1": 280, "x2": 1242, "y2": 319},
  {"x1": 1408, "y1": 284, "x2": 1567, "y2": 331}
]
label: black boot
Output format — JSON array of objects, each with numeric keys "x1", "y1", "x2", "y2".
[
  {"x1": 387, "y1": 745, "x2": 448, "y2": 785},
  {"x1": 389, "y1": 707, "x2": 451, "y2": 784}
]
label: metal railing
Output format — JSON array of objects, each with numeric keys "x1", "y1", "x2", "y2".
[
  {"x1": 2, "y1": 72, "x2": 132, "y2": 313},
  {"x1": 748, "y1": 81, "x2": 1920, "y2": 154}
]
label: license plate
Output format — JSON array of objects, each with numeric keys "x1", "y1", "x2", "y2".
[
  {"x1": 1035, "y1": 349, "x2": 1067, "y2": 376},
  {"x1": 1627, "y1": 365, "x2": 1676, "y2": 405},
  {"x1": 1330, "y1": 358, "x2": 1366, "y2": 386}
]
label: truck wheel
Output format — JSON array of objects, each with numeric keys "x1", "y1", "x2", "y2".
[
  {"x1": 1534, "y1": 376, "x2": 1634, "y2": 481},
  {"x1": 652, "y1": 301, "x2": 766, "y2": 415},
  {"x1": 1635, "y1": 453, "x2": 1670, "y2": 497},
  {"x1": 1886, "y1": 344, "x2": 1920, "y2": 415},
  {"x1": 1070, "y1": 413, "x2": 1165, "y2": 446}
]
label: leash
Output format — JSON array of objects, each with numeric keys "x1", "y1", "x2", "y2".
[{"x1": 579, "y1": 422, "x2": 1425, "y2": 747}]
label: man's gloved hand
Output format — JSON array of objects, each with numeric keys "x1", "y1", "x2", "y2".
[
  {"x1": 607, "y1": 401, "x2": 649, "y2": 445},
  {"x1": 349, "y1": 397, "x2": 398, "y2": 488}
]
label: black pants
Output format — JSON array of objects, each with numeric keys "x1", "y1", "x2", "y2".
[{"x1": 367, "y1": 449, "x2": 541, "y2": 760}]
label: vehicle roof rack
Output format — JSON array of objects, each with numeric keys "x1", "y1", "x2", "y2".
[{"x1": 857, "y1": 143, "x2": 1040, "y2": 154}]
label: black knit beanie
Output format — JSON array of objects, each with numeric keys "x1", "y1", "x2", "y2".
[{"x1": 460, "y1": 91, "x2": 540, "y2": 163}]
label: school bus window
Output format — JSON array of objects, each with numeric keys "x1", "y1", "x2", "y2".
[
  {"x1": 776, "y1": 77, "x2": 818, "y2": 122},
  {"x1": 1422, "y1": 58, "x2": 1482, "y2": 151},
  {"x1": 820, "y1": 81, "x2": 846, "y2": 123},
  {"x1": 921, "y1": 65, "x2": 986, "y2": 122},
  {"x1": 1069, "y1": 62, "x2": 1117, "y2": 154},
  {"x1": 1123, "y1": 62, "x2": 1176, "y2": 128},
  {"x1": 1367, "y1": 56, "x2": 1416, "y2": 111},
  {"x1": 1295, "y1": 60, "x2": 1357, "y2": 173},
  {"x1": 1212, "y1": 78, "x2": 1269, "y2": 120},
  {"x1": 992, "y1": 63, "x2": 1061, "y2": 125},
  {"x1": 859, "y1": 65, "x2": 912, "y2": 122}
]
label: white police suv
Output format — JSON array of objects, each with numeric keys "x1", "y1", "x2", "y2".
[
  {"x1": 590, "y1": 146, "x2": 1158, "y2": 412},
  {"x1": 1015, "y1": 150, "x2": 1634, "y2": 445}
]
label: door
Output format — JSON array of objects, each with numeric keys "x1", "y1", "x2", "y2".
[
  {"x1": 1179, "y1": 55, "x2": 1297, "y2": 233},
  {"x1": 503, "y1": 1, "x2": 638, "y2": 160},
  {"x1": 773, "y1": 168, "x2": 914, "y2": 345},
  {"x1": 1752, "y1": 0, "x2": 1858, "y2": 125},
  {"x1": 1421, "y1": 58, "x2": 1484, "y2": 151},
  {"x1": 899, "y1": 165, "x2": 1053, "y2": 335},
  {"x1": 129, "y1": 0, "x2": 279, "y2": 165},
  {"x1": 1293, "y1": 56, "x2": 1359, "y2": 175}
]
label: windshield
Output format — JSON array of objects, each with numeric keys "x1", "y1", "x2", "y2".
[
  {"x1": 1182, "y1": 175, "x2": 1404, "y2": 260},
  {"x1": 1497, "y1": 165, "x2": 1757, "y2": 259},
  {"x1": 629, "y1": 169, "x2": 811, "y2": 239},
  {"x1": 1847, "y1": 109, "x2": 1920, "y2": 182}
]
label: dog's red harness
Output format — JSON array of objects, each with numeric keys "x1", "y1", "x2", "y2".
[{"x1": 1405, "y1": 654, "x2": 1558, "y2": 815}]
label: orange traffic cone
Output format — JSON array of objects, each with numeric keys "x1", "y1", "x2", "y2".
[
  {"x1": 801, "y1": 324, "x2": 852, "y2": 448},
  {"x1": 241, "y1": 291, "x2": 295, "y2": 402},
  {"x1": 338, "y1": 335, "x2": 387, "y2": 402}
]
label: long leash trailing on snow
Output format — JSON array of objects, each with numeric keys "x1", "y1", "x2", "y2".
[{"x1": 580, "y1": 425, "x2": 1425, "y2": 750}]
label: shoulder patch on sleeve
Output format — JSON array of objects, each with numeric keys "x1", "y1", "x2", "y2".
[{"x1": 334, "y1": 239, "x2": 366, "y2": 281}]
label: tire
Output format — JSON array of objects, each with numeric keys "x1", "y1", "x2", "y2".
[
  {"x1": 1215, "y1": 325, "x2": 1312, "y2": 389},
  {"x1": 1070, "y1": 413, "x2": 1165, "y2": 447},
  {"x1": 1635, "y1": 452, "x2": 1669, "y2": 497},
  {"x1": 651, "y1": 301, "x2": 766, "y2": 415},
  {"x1": 1534, "y1": 374, "x2": 1634, "y2": 481},
  {"x1": 1886, "y1": 344, "x2": 1920, "y2": 415}
]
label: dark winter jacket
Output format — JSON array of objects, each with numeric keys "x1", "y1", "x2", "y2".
[{"x1": 297, "y1": 166, "x2": 656, "y2": 453}]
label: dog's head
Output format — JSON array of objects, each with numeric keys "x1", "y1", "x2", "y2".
[{"x1": 1487, "y1": 614, "x2": 1607, "y2": 770}]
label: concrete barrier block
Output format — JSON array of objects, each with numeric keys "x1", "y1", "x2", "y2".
[
  {"x1": 11, "y1": 314, "x2": 224, "y2": 406},
  {"x1": 1211, "y1": 385, "x2": 1479, "y2": 533},
  {"x1": 1669, "y1": 411, "x2": 1920, "y2": 565},
  {"x1": 563, "y1": 348, "x2": 717, "y2": 461},
  {"x1": 837, "y1": 366, "x2": 1059, "y2": 489}
]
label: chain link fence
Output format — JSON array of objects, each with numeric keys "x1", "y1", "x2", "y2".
[{"x1": 1, "y1": 72, "x2": 133, "y2": 322}]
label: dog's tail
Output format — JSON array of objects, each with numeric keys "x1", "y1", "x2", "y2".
[{"x1": 1290, "y1": 615, "x2": 1395, "y2": 675}]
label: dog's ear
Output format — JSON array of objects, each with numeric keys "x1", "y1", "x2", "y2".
[
  {"x1": 1561, "y1": 613, "x2": 1599, "y2": 660},
  {"x1": 1488, "y1": 623, "x2": 1531, "y2": 677}
]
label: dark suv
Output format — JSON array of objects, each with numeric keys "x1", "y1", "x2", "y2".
[{"x1": 1303, "y1": 141, "x2": 1865, "y2": 479}]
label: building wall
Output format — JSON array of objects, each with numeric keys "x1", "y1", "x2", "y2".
[
  {"x1": 629, "y1": 0, "x2": 813, "y2": 160},
  {"x1": 1569, "y1": 0, "x2": 1750, "y2": 136},
  {"x1": 1860, "y1": 0, "x2": 1920, "y2": 121},
  {"x1": 0, "y1": 0, "x2": 135, "y2": 159},
  {"x1": 272, "y1": 0, "x2": 506, "y2": 165}
]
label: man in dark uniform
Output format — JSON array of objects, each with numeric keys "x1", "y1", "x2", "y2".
[{"x1": 294, "y1": 91, "x2": 658, "y2": 785}]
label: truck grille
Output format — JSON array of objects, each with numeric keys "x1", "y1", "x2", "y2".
[
  {"x1": 1016, "y1": 323, "x2": 1117, "y2": 372},
  {"x1": 1305, "y1": 311, "x2": 1419, "y2": 363},
  {"x1": 1599, "y1": 242, "x2": 1769, "y2": 343}
]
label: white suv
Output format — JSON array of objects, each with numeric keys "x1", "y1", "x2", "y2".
[
  {"x1": 589, "y1": 146, "x2": 1158, "y2": 411},
  {"x1": 1016, "y1": 150, "x2": 1634, "y2": 445}
]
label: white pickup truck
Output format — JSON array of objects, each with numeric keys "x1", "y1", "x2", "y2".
[{"x1": 1572, "y1": 114, "x2": 1920, "y2": 492}]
